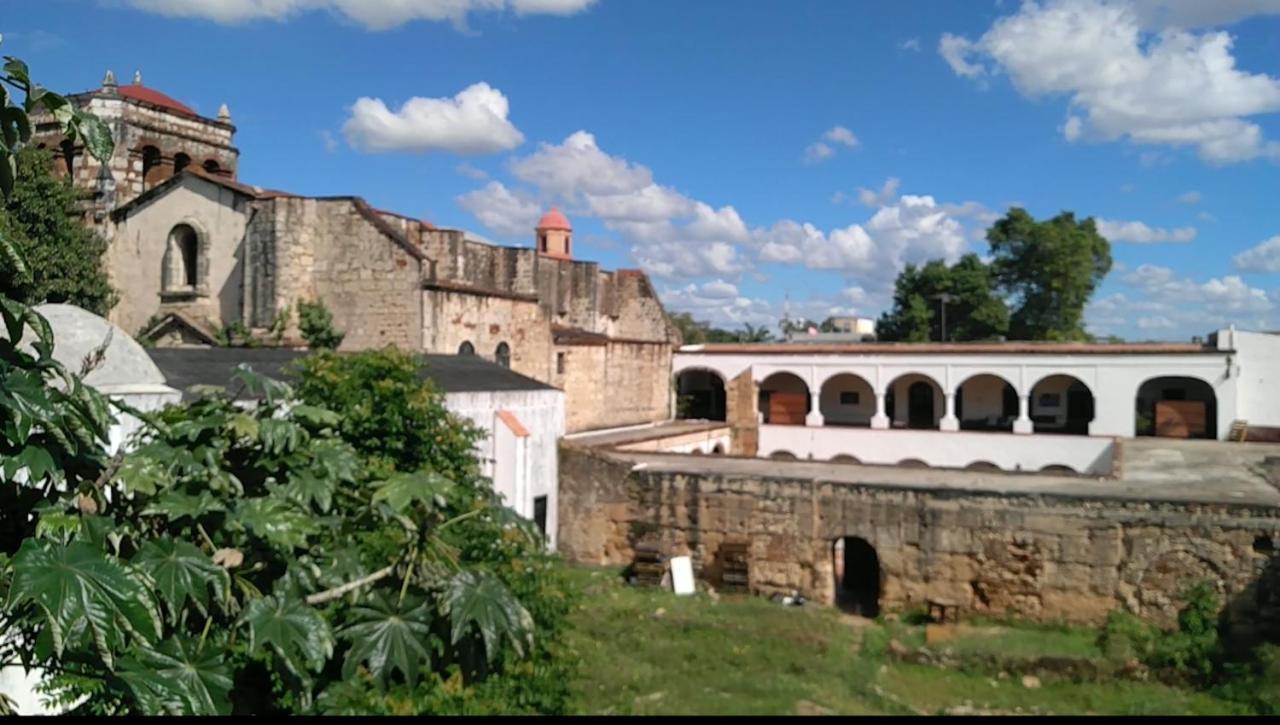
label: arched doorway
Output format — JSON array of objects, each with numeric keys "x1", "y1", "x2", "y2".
[
  {"x1": 458, "y1": 341, "x2": 475, "y2": 356},
  {"x1": 769, "y1": 450, "x2": 798, "y2": 461},
  {"x1": 956, "y1": 374, "x2": 1018, "y2": 432},
  {"x1": 759, "y1": 372, "x2": 809, "y2": 426},
  {"x1": 833, "y1": 537, "x2": 880, "y2": 617},
  {"x1": 819, "y1": 373, "x2": 875, "y2": 427},
  {"x1": 1136, "y1": 376, "x2": 1217, "y2": 439},
  {"x1": 884, "y1": 374, "x2": 943, "y2": 430},
  {"x1": 1029, "y1": 375, "x2": 1095, "y2": 435},
  {"x1": 675, "y1": 369, "x2": 727, "y2": 421}
]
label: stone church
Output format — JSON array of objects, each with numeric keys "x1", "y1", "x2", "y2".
[{"x1": 30, "y1": 71, "x2": 678, "y2": 432}]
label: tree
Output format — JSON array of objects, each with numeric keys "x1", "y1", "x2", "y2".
[
  {"x1": 0, "y1": 147, "x2": 115, "y2": 314},
  {"x1": 987, "y1": 208, "x2": 1112, "y2": 341},
  {"x1": 780, "y1": 318, "x2": 818, "y2": 338},
  {"x1": 297, "y1": 299, "x2": 345, "y2": 350},
  {"x1": 736, "y1": 322, "x2": 773, "y2": 343},
  {"x1": 668, "y1": 312, "x2": 707, "y2": 345},
  {"x1": 876, "y1": 254, "x2": 1009, "y2": 342}
]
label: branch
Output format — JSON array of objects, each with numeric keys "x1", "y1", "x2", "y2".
[
  {"x1": 305, "y1": 563, "x2": 397, "y2": 606},
  {"x1": 91, "y1": 451, "x2": 125, "y2": 490}
]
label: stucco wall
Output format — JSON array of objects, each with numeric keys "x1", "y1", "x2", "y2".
[
  {"x1": 557, "y1": 445, "x2": 1280, "y2": 629},
  {"x1": 1231, "y1": 331, "x2": 1280, "y2": 428}
]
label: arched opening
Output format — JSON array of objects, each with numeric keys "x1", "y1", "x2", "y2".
[
  {"x1": 769, "y1": 450, "x2": 797, "y2": 461},
  {"x1": 898, "y1": 458, "x2": 929, "y2": 468},
  {"x1": 833, "y1": 537, "x2": 880, "y2": 617},
  {"x1": 1030, "y1": 375, "x2": 1095, "y2": 435},
  {"x1": 162, "y1": 224, "x2": 199, "y2": 292},
  {"x1": 173, "y1": 152, "x2": 191, "y2": 176},
  {"x1": 59, "y1": 140, "x2": 76, "y2": 177},
  {"x1": 831, "y1": 455, "x2": 861, "y2": 465},
  {"x1": 458, "y1": 341, "x2": 475, "y2": 356},
  {"x1": 675, "y1": 368, "x2": 727, "y2": 421},
  {"x1": 884, "y1": 373, "x2": 943, "y2": 429},
  {"x1": 819, "y1": 373, "x2": 875, "y2": 427},
  {"x1": 711, "y1": 444, "x2": 724, "y2": 455},
  {"x1": 202, "y1": 159, "x2": 221, "y2": 175},
  {"x1": 141, "y1": 145, "x2": 163, "y2": 189},
  {"x1": 1041, "y1": 464, "x2": 1077, "y2": 474},
  {"x1": 759, "y1": 372, "x2": 809, "y2": 426},
  {"x1": 1135, "y1": 376, "x2": 1217, "y2": 439},
  {"x1": 965, "y1": 461, "x2": 1001, "y2": 472},
  {"x1": 956, "y1": 374, "x2": 1018, "y2": 432},
  {"x1": 691, "y1": 448, "x2": 705, "y2": 456},
  {"x1": 494, "y1": 342, "x2": 511, "y2": 369}
]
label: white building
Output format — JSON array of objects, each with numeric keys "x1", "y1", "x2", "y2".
[{"x1": 674, "y1": 327, "x2": 1280, "y2": 475}]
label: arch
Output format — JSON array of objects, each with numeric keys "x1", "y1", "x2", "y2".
[
  {"x1": 676, "y1": 368, "x2": 727, "y2": 421},
  {"x1": 830, "y1": 454, "x2": 861, "y2": 465},
  {"x1": 691, "y1": 448, "x2": 705, "y2": 456},
  {"x1": 162, "y1": 223, "x2": 200, "y2": 292},
  {"x1": 955, "y1": 373, "x2": 1018, "y2": 433},
  {"x1": 759, "y1": 372, "x2": 809, "y2": 426},
  {"x1": 141, "y1": 145, "x2": 163, "y2": 189},
  {"x1": 833, "y1": 537, "x2": 880, "y2": 617},
  {"x1": 59, "y1": 139, "x2": 76, "y2": 177},
  {"x1": 202, "y1": 159, "x2": 222, "y2": 175},
  {"x1": 494, "y1": 342, "x2": 511, "y2": 369},
  {"x1": 1135, "y1": 376, "x2": 1217, "y2": 439},
  {"x1": 897, "y1": 458, "x2": 929, "y2": 468},
  {"x1": 1029, "y1": 374, "x2": 1095, "y2": 435},
  {"x1": 457, "y1": 341, "x2": 475, "y2": 356},
  {"x1": 885, "y1": 373, "x2": 943, "y2": 430},
  {"x1": 965, "y1": 461, "x2": 1001, "y2": 472},
  {"x1": 819, "y1": 373, "x2": 875, "y2": 427},
  {"x1": 711, "y1": 444, "x2": 724, "y2": 455},
  {"x1": 173, "y1": 152, "x2": 192, "y2": 176},
  {"x1": 1040, "y1": 464, "x2": 1077, "y2": 474},
  {"x1": 768, "y1": 450, "x2": 798, "y2": 461}
]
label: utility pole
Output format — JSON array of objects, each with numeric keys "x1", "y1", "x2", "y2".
[{"x1": 933, "y1": 293, "x2": 957, "y2": 342}]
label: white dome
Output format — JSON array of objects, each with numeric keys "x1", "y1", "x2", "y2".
[{"x1": 28, "y1": 304, "x2": 167, "y2": 388}]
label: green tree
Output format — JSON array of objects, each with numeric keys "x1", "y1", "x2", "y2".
[
  {"x1": 876, "y1": 254, "x2": 1009, "y2": 342},
  {"x1": 297, "y1": 299, "x2": 345, "y2": 350},
  {"x1": 987, "y1": 208, "x2": 1112, "y2": 341},
  {"x1": 668, "y1": 311, "x2": 708, "y2": 345},
  {"x1": 736, "y1": 322, "x2": 773, "y2": 343}
]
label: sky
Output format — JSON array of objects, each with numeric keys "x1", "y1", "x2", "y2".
[{"x1": 5, "y1": 0, "x2": 1280, "y2": 341}]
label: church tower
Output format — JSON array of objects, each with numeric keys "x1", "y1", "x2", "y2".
[{"x1": 535, "y1": 208, "x2": 572, "y2": 260}]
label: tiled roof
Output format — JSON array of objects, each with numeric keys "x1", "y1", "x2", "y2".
[{"x1": 680, "y1": 341, "x2": 1222, "y2": 355}]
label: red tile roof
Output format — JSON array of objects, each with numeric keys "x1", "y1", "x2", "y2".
[
  {"x1": 497, "y1": 410, "x2": 531, "y2": 438},
  {"x1": 536, "y1": 207, "x2": 571, "y2": 231},
  {"x1": 681, "y1": 341, "x2": 1221, "y2": 355},
  {"x1": 116, "y1": 84, "x2": 199, "y2": 118}
]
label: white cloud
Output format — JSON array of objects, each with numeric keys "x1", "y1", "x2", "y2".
[
  {"x1": 824, "y1": 126, "x2": 859, "y2": 147},
  {"x1": 1124, "y1": 263, "x2": 1273, "y2": 313},
  {"x1": 1097, "y1": 218, "x2": 1196, "y2": 243},
  {"x1": 343, "y1": 82, "x2": 524, "y2": 155},
  {"x1": 121, "y1": 0, "x2": 597, "y2": 30},
  {"x1": 456, "y1": 162, "x2": 489, "y2": 180},
  {"x1": 856, "y1": 177, "x2": 901, "y2": 207},
  {"x1": 1198, "y1": 211, "x2": 1217, "y2": 223},
  {"x1": 1176, "y1": 190, "x2": 1201, "y2": 204},
  {"x1": 900, "y1": 37, "x2": 922, "y2": 52},
  {"x1": 804, "y1": 126, "x2": 859, "y2": 163},
  {"x1": 941, "y1": 0, "x2": 1280, "y2": 164},
  {"x1": 455, "y1": 181, "x2": 542, "y2": 237},
  {"x1": 804, "y1": 142, "x2": 835, "y2": 164},
  {"x1": 319, "y1": 129, "x2": 338, "y2": 153},
  {"x1": 1234, "y1": 235, "x2": 1280, "y2": 273},
  {"x1": 1126, "y1": 0, "x2": 1280, "y2": 29},
  {"x1": 510, "y1": 130, "x2": 652, "y2": 197}
]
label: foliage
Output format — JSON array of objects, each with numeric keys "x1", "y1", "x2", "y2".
[
  {"x1": 877, "y1": 254, "x2": 1010, "y2": 342},
  {"x1": 0, "y1": 147, "x2": 115, "y2": 314},
  {"x1": 213, "y1": 320, "x2": 259, "y2": 348},
  {"x1": 987, "y1": 208, "x2": 1112, "y2": 341},
  {"x1": 297, "y1": 299, "x2": 344, "y2": 350},
  {"x1": 667, "y1": 311, "x2": 773, "y2": 345},
  {"x1": 780, "y1": 317, "x2": 819, "y2": 337}
]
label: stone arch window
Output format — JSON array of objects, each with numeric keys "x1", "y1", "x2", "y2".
[
  {"x1": 458, "y1": 341, "x2": 475, "y2": 356},
  {"x1": 173, "y1": 152, "x2": 191, "y2": 176},
  {"x1": 59, "y1": 140, "x2": 76, "y2": 177},
  {"x1": 162, "y1": 223, "x2": 200, "y2": 293},
  {"x1": 202, "y1": 159, "x2": 221, "y2": 175},
  {"x1": 141, "y1": 145, "x2": 163, "y2": 189},
  {"x1": 495, "y1": 342, "x2": 511, "y2": 369}
]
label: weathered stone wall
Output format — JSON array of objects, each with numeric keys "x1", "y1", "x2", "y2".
[
  {"x1": 421, "y1": 287, "x2": 554, "y2": 381},
  {"x1": 555, "y1": 341, "x2": 673, "y2": 433},
  {"x1": 558, "y1": 445, "x2": 1280, "y2": 627}
]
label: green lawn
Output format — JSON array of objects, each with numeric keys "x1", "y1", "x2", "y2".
[{"x1": 563, "y1": 566, "x2": 1250, "y2": 716}]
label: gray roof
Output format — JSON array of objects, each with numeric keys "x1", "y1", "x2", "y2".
[
  {"x1": 26, "y1": 304, "x2": 169, "y2": 389},
  {"x1": 147, "y1": 348, "x2": 556, "y2": 401}
]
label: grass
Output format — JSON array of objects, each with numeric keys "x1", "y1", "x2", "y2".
[{"x1": 563, "y1": 565, "x2": 1250, "y2": 716}]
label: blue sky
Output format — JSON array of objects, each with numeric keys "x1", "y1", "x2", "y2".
[{"x1": 6, "y1": 0, "x2": 1280, "y2": 340}]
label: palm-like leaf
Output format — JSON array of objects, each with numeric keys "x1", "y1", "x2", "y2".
[
  {"x1": 116, "y1": 638, "x2": 233, "y2": 715},
  {"x1": 132, "y1": 538, "x2": 231, "y2": 622},
  {"x1": 371, "y1": 471, "x2": 454, "y2": 514},
  {"x1": 338, "y1": 593, "x2": 437, "y2": 688},
  {"x1": 7, "y1": 540, "x2": 161, "y2": 669},
  {"x1": 240, "y1": 595, "x2": 335, "y2": 681},
  {"x1": 441, "y1": 570, "x2": 534, "y2": 663},
  {"x1": 233, "y1": 497, "x2": 318, "y2": 550}
]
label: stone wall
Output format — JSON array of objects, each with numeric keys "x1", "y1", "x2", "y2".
[
  {"x1": 421, "y1": 286, "x2": 554, "y2": 381},
  {"x1": 557, "y1": 445, "x2": 1280, "y2": 628},
  {"x1": 554, "y1": 340, "x2": 673, "y2": 433}
]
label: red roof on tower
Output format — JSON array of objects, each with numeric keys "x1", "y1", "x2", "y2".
[
  {"x1": 115, "y1": 83, "x2": 198, "y2": 118},
  {"x1": 536, "y1": 207, "x2": 572, "y2": 231}
]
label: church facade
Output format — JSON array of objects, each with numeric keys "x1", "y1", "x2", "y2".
[{"x1": 30, "y1": 71, "x2": 678, "y2": 433}]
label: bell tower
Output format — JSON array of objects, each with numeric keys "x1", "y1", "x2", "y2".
[{"x1": 535, "y1": 207, "x2": 572, "y2": 260}]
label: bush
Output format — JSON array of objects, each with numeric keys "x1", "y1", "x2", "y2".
[
  {"x1": 1099, "y1": 610, "x2": 1156, "y2": 662},
  {"x1": 298, "y1": 299, "x2": 344, "y2": 350}
]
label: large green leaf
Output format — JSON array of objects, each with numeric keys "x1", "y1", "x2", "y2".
[
  {"x1": 441, "y1": 570, "x2": 534, "y2": 663},
  {"x1": 338, "y1": 593, "x2": 437, "y2": 688},
  {"x1": 114, "y1": 454, "x2": 171, "y2": 496},
  {"x1": 71, "y1": 109, "x2": 114, "y2": 162},
  {"x1": 117, "y1": 638, "x2": 232, "y2": 715},
  {"x1": 371, "y1": 471, "x2": 455, "y2": 515},
  {"x1": 285, "y1": 468, "x2": 337, "y2": 514},
  {"x1": 233, "y1": 497, "x2": 319, "y2": 550},
  {"x1": 132, "y1": 539, "x2": 231, "y2": 621},
  {"x1": 7, "y1": 539, "x2": 162, "y2": 669},
  {"x1": 141, "y1": 490, "x2": 226, "y2": 522},
  {"x1": 240, "y1": 595, "x2": 334, "y2": 680}
]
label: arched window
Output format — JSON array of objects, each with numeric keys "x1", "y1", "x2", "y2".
[
  {"x1": 458, "y1": 341, "x2": 475, "y2": 356},
  {"x1": 202, "y1": 159, "x2": 221, "y2": 175},
  {"x1": 495, "y1": 342, "x2": 511, "y2": 369},
  {"x1": 173, "y1": 152, "x2": 191, "y2": 176},
  {"x1": 141, "y1": 146, "x2": 163, "y2": 189},
  {"x1": 163, "y1": 224, "x2": 199, "y2": 292},
  {"x1": 59, "y1": 140, "x2": 76, "y2": 177}
]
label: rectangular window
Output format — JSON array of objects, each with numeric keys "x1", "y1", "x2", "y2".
[
  {"x1": 839, "y1": 391, "x2": 860, "y2": 405},
  {"x1": 556, "y1": 352, "x2": 566, "y2": 374},
  {"x1": 533, "y1": 496, "x2": 548, "y2": 539}
]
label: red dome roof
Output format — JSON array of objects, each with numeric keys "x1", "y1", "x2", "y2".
[
  {"x1": 115, "y1": 84, "x2": 198, "y2": 118},
  {"x1": 536, "y1": 207, "x2": 571, "y2": 231}
]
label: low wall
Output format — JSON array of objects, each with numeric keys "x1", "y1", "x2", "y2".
[
  {"x1": 557, "y1": 445, "x2": 1280, "y2": 629},
  {"x1": 758, "y1": 425, "x2": 1116, "y2": 475},
  {"x1": 614, "y1": 426, "x2": 731, "y2": 455}
]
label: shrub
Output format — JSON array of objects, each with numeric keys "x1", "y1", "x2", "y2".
[{"x1": 298, "y1": 299, "x2": 344, "y2": 350}]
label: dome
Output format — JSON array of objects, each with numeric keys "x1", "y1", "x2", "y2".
[
  {"x1": 116, "y1": 83, "x2": 199, "y2": 118},
  {"x1": 27, "y1": 304, "x2": 168, "y2": 389},
  {"x1": 536, "y1": 207, "x2": 572, "y2": 231}
]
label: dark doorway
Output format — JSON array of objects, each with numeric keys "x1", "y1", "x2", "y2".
[
  {"x1": 1136, "y1": 376, "x2": 1217, "y2": 439},
  {"x1": 533, "y1": 495, "x2": 548, "y2": 541},
  {"x1": 834, "y1": 537, "x2": 880, "y2": 617},
  {"x1": 907, "y1": 381, "x2": 935, "y2": 429},
  {"x1": 1065, "y1": 383, "x2": 1094, "y2": 435},
  {"x1": 676, "y1": 369, "x2": 727, "y2": 421}
]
